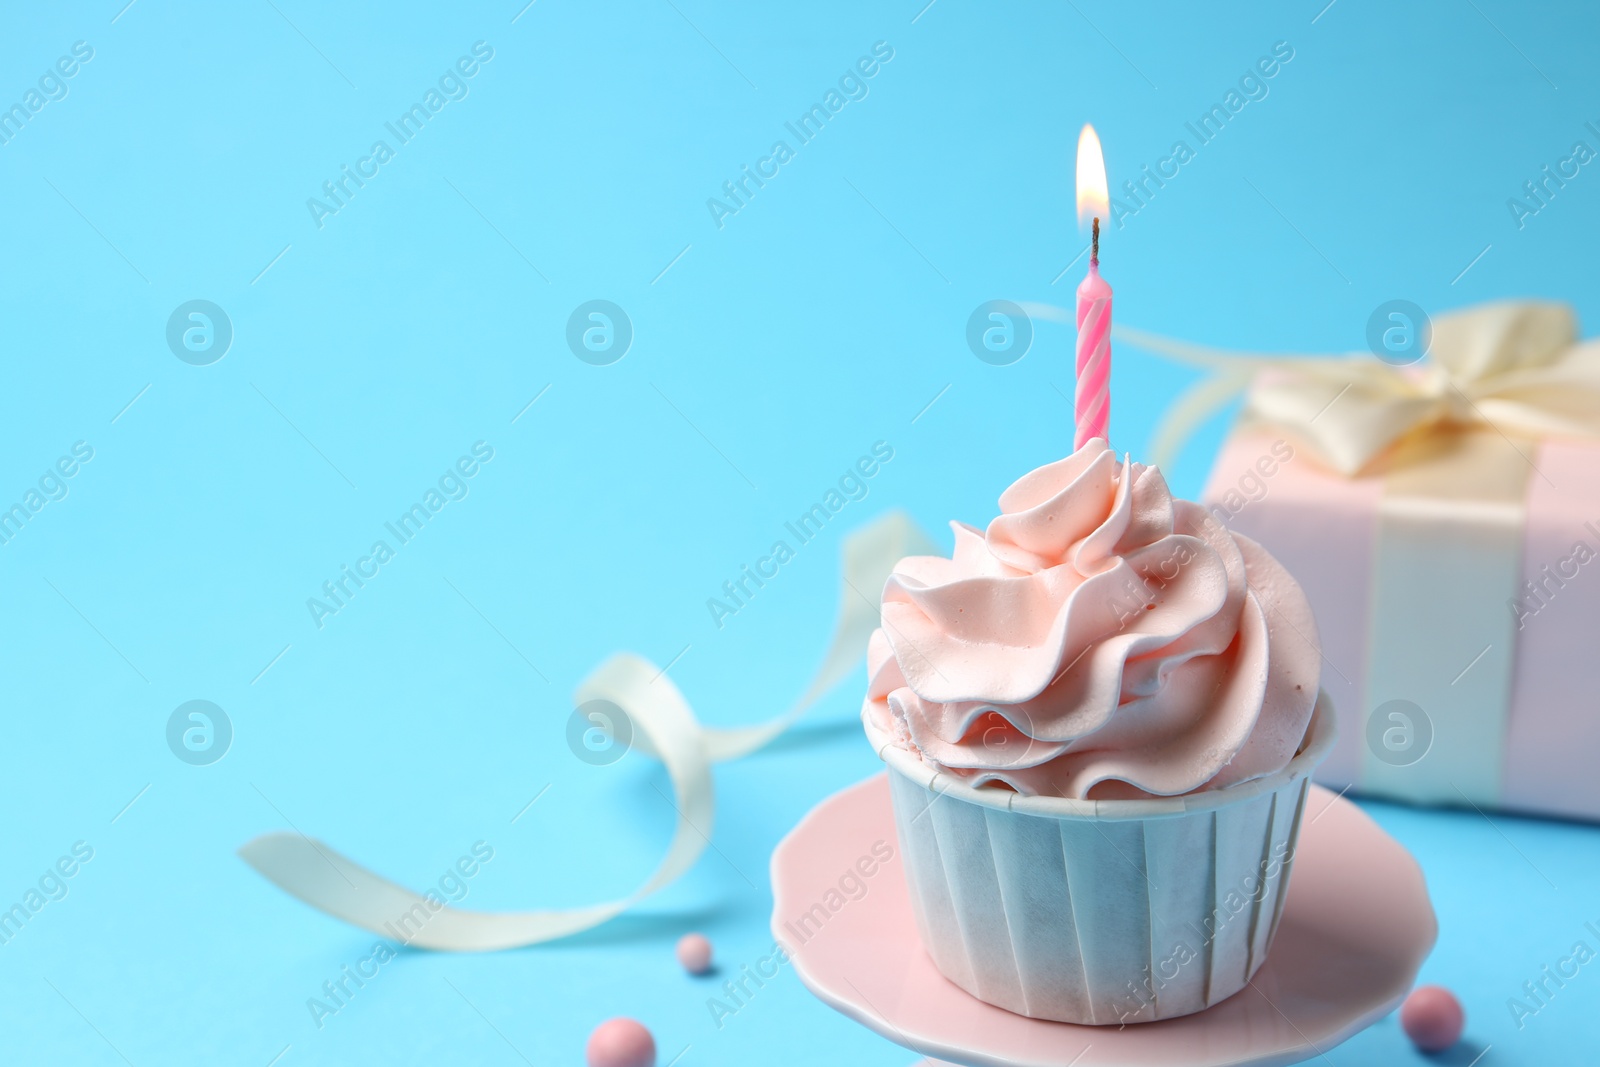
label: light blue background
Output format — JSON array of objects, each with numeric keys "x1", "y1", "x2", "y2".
[{"x1": 1, "y1": 0, "x2": 1596, "y2": 1063}]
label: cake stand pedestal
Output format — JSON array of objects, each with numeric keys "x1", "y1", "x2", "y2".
[{"x1": 771, "y1": 775, "x2": 1435, "y2": 1067}]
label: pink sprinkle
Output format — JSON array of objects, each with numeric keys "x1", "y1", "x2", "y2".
[
  {"x1": 1400, "y1": 985, "x2": 1464, "y2": 1052},
  {"x1": 586, "y1": 1018, "x2": 655, "y2": 1067},
  {"x1": 676, "y1": 933, "x2": 713, "y2": 975}
]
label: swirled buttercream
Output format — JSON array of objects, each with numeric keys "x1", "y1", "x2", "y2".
[{"x1": 863, "y1": 438, "x2": 1320, "y2": 799}]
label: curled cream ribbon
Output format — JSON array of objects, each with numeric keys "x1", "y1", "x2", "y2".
[
  {"x1": 238, "y1": 511, "x2": 935, "y2": 951},
  {"x1": 1021, "y1": 300, "x2": 1600, "y2": 475}
]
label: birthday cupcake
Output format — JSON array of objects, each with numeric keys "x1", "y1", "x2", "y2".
[{"x1": 862, "y1": 437, "x2": 1336, "y2": 1025}]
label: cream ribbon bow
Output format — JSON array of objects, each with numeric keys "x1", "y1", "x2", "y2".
[{"x1": 1111, "y1": 301, "x2": 1600, "y2": 475}]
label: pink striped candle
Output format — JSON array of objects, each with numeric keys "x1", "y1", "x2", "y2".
[
  {"x1": 1074, "y1": 124, "x2": 1112, "y2": 449},
  {"x1": 1074, "y1": 223, "x2": 1112, "y2": 448}
]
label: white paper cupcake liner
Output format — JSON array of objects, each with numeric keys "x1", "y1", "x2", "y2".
[{"x1": 868, "y1": 692, "x2": 1337, "y2": 1025}]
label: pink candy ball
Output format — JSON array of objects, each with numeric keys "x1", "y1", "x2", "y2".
[
  {"x1": 1400, "y1": 985, "x2": 1464, "y2": 1052},
  {"x1": 586, "y1": 1018, "x2": 655, "y2": 1067},
  {"x1": 676, "y1": 933, "x2": 714, "y2": 975}
]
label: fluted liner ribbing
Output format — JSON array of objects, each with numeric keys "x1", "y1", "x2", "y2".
[{"x1": 886, "y1": 769, "x2": 1315, "y2": 1025}]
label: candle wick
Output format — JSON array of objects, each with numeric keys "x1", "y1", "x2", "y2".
[{"x1": 1091, "y1": 217, "x2": 1100, "y2": 264}]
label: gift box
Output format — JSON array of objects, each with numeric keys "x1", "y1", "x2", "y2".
[{"x1": 1132, "y1": 302, "x2": 1600, "y2": 820}]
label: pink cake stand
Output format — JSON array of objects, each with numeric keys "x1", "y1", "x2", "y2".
[{"x1": 770, "y1": 775, "x2": 1435, "y2": 1067}]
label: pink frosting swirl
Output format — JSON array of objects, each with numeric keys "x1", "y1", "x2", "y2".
[{"x1": 863, "y1": 439, "x2": 1321, "y2": 799}]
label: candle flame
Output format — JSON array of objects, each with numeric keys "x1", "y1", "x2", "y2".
[{"x1": 1076, "y1": 124, "x2": 1108, "y2": 229}]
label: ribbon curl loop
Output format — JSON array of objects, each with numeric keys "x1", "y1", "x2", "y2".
[{"x1": 239, "y1": 511, "x2": 934, "y2": 951}]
